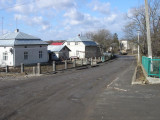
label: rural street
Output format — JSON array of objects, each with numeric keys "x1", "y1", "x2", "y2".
[{"x1": 0, "y1": 56, "x2": 160, "y2": 120}]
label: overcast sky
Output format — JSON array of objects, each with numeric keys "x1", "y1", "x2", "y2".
[{"x1": 0, "y1": 0, "x2": 144, "y2": 41}]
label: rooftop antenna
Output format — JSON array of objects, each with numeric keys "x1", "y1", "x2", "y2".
[
  {"x1": 16, "y1": 17, "x2": 18, "y2": 29},
  {"x1": 2, "y1": 17, "x2": 3, "y2": 35}
]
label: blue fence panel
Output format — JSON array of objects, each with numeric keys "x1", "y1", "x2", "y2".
[{"x1": 142, "y1": 56, "x2": 160, "y2": 78}]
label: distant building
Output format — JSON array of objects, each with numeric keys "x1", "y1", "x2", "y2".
[
  {"x1": 64, "y1": 35, "x2": 101, "y2": 59},
  {"x1": 120, "y1": 40, "x2": 130, "y2": 50},
  {"x1": 0, "y1": 29, "x2": 49, "y2": 67},
  {"x1": 48, "y1": 45, "x2": 70, "y2": 60}
]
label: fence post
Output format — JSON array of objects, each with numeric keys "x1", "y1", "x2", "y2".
[
  {"x1": 65, "y1": 60, "x2": 67, "y2": 69},
  {"x1": 21, "y1": 63, "x2": 24, "y2": 73},
  {"x1": 37, "y1": 63, "x2": 41, "y2": 75},
  {"x1": 86, "y1": 58, "x2": 88, "y2": 65},
  {"x1": 95, "y1": 57, "x2": 97, "y2": 65},
  {"x1": 81, "y1": 59, "x2": 83, "y2": 66},
  {"x1": 73, "y1": 59, "x2": 76, "y2": 68},
  {"x1": 91, "y1": 58, "x2": 93, "y2": 66},
  {"x1": 5, "y1": 66, "x2": 8, "y2": 73},
  {"x1": 148, "y1": 58, "x2": 151, "y2": 76},
  {"x1": 159, "y1": 64, "x2": 160, "y2": 78},
  {"x1": 33, "y1": 66, "x2": 36, "y2": 75},
  {"x1": 53, "y1": 61, "x2": 56, "y2": 72}
]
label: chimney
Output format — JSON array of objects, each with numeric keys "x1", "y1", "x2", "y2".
[{"x1": 15, "y1": 29, "x2": 19, "y2": 33}]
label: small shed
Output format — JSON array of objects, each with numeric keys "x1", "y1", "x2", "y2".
[{"x1": 48, "y1": 45, "x2": 70, "y2": 60}]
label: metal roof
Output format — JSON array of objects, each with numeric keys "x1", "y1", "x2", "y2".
[
  {"x1": 0, "y1": 31, "x2": 40, "y2": 40},
  {"x1": 0, "y1": 31, "x2": 48, "y2": 46},
  {"x1": 82, "y1": 41, "x2": 97, "y2": 46},
  {"x1": 67, "y1": 36, "x2": 93, "y2": 42},
  {"x1": 48, "y1": 45, "x2": 70, "y2": 52}
]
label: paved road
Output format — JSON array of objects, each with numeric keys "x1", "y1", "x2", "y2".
[{"x1": 0, "y1": 56, "x2": 160, "y2": 120}]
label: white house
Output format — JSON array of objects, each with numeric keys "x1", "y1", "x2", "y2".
[
  {"x1": 120, "y1": 40, "x2": 137, "y2": 51},
  {"x1": 48, "y1": 45, "x2": 71, "y2": 60},
  {"x1": 0, "y1": 29, "x2": 49, "y2": 67},
  {"x1": 120, "y1": 40, "x2": 130, "y2": 50},
  {"x1": 64, "y1": 36, "x2": 100, "y2": 59}
]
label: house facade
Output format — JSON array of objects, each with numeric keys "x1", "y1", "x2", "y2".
[
  {"x1": 120, "y1": 40, "x2": 130, "y2": 50},
  {"x1": 0, "y1": 29, "x2": 48, "y2": 67},
  {"x1": 64, "y1": 36, "x2": 100, "y2": 59},
  {"x1": 48, "y1": 45, "x2": 70, "y2": 60}
]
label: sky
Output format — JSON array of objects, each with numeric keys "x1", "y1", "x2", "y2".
[{"x1": 0, "y1": 0, "x2": 144, "y2": 41}]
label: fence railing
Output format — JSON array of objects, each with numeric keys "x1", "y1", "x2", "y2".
[
  {"x1": 142, "y1": 56, "x2": 160, "y2": 78},
  {"x1": 0, "y1": 55, "x2": 114, "y2": 76}
]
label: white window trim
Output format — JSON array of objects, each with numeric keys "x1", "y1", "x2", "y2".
[
  {"x1": 24, "y1": 51, "x2": 28, "y2": 60},
  {"x1": 3, "y1": 52, "x2": 8, "y2": 61}
]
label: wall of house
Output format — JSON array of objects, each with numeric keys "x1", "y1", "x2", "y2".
[
  {"x1": 64, "y1": 42, "x2": 85, "y2": 59},
  {"x1": 0, "y1": 47, "x2": 14, "y2": 67},
  {"x1": 14, "y1": 45, "x2": 49, "y2": 66},
  {"x1": 120, "y1": 41, "x2": 130, "y2": 50},
  {"x1": 59, "y1": 48, "x2": 70, "y2": 60},
  {"x1": 85, "y1": 46, "x2": 98, "y2": 58}
]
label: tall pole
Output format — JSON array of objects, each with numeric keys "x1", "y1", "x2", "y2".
[
  {"x1": 145, "y1": 0, "x2": 152, "y2": 58},
  {"x1": 138, "y1": 31, "x2": 140, "y2": 63},
  {"x1": 16, "y1": 18, "x2": 17, "y2": 29}
]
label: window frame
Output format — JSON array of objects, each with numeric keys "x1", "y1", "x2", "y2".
[
  {"x1": 39, "y1": 51, "x2": 43, "y2": 59},
  {"x1": 3, "y1": 52, "x2": 8, "y2": 61},
  {"x1": 24, "y1": 51, "x2": 28, "y2": 60},
  {"x1": 75, "y1": 42, "x2": 78, "y2": 45},
  {"x1": 67, "y1": 42, "x2": 70, "y2": 45}
]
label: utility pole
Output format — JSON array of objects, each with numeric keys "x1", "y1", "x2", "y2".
[
  {"x1": 145, "y1": 0, "x2": 152, "y2": 58},
  {"x1": 138, "y1": 31, "x2": 140, "y2": 63}
]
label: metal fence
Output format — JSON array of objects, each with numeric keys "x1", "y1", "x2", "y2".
[{"x1": 142, "y1": 56, "x2": 160, "y2": 78}]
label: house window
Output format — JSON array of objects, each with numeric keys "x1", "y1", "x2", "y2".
[
  {"x1": 67, "y1": 42, "x2": 70, "y2": 45},
  {"x1": 24, "y1": 52, "x2": 28, "y2": 60},
  {"x1": 39, "y1": 51, "x2": 43, "y2": 58},
  {"x1": 76, "y1": 50, "x2": 79, "y2": 56},
  {"x1": 75, "y1": 42, "x2": 78, "y2": 45},
  {"x1": 3, "y1": 52, "x2": 8, "y2": 61}
]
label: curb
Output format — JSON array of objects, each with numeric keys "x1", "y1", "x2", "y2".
[
  {"x1": 141, "y1": 65, "x2": 160, "y2": 84},
  {"x1": 131, "y1": 66, "x2": 143, "y2": 85}
]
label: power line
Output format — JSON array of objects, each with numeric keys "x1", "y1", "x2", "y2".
[{"x1": 0, "y1": 0, "x2": 39, "y2": 11}]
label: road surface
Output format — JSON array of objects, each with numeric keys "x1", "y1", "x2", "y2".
[{"x1": 0, "y1": 55, "x2": 160, "y2": 120}]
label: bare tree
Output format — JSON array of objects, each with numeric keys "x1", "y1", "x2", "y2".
[
  {"x1": 123, "y1": 0, "x2": 160, "y2": 56},
  {"x1": 85, "y1": 29, "x2": 113, "y2": 52}
]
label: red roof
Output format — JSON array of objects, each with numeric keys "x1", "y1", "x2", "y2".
[{"x1": 51, "y1": 42, "x2": 63, "y2": 45}]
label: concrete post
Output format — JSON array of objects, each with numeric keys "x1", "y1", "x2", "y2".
[
  {"x1": 21, "y1": 63, "x2": 24, "y2": 73},
  {"x1": 53, "y1": 61, "x2": 56, "y2": 72},
  {"x1": 5, "y1": 66, "x2": 8, "y2": 73},
  {"x1": 37, "y1": 63, "x2": 41, "y2": 75},
  {"x1": 33, "y1": 66, "x2": 36, "y2": 75},
  {"x1": 81, "y1": 59, "x2": 83, "y2": 66},
  {"x1": 73, "y1": 59, "x2": 76, "y2": 68},
  {"x1": 145, "y1": 0, "x2": 152, "y2": 58},
  {"x1": 86, "y1": 58, "x2": 88, "y2": 65},
  {"x1": 65, "y1": 60, "x2": 67, "y2": 69},
  {"x1": 95, "y1": 57, "x2": 97, "y2": 65},
  {"x1": 91, "y1": 58, "x2": 93, "y2": 66}
]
